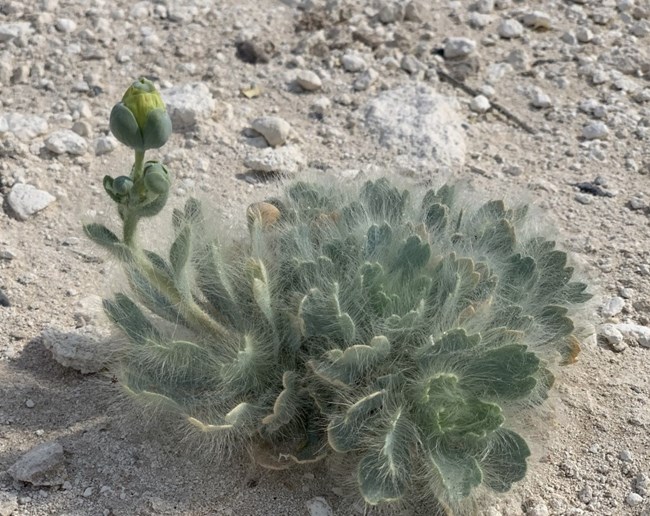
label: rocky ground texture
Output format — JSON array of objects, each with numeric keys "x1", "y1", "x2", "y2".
[{"x1": 1, "y1": 0, "x2": 649, "y2": 514}]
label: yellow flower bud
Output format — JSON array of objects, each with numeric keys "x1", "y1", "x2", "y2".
[{"x1": 110, "y1": 78, "x2": 172, "y2": 152}]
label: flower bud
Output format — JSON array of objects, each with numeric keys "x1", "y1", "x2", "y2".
[
  {"x1": 113, "y1": 176, "x2": 134, "y2": 195},
  {"x1": 110, "y1": 78, "x2": 172, "y2": 151},
  {"x1": 143, "y1": 161, "x2": 170, "y2": 195}
]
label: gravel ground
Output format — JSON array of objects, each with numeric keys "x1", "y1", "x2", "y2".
[{"x1": 0, "y1": 0, "x2": 649, "y2": 515}]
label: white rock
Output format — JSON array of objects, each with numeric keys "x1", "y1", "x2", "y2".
[
  {"x1": 341, "y1": 53, "x2": 367, "y2": 73},
  {"x1": 600, "y1": 323, "x2": 626, "y2": 351},
  {"x1": 54, "y1": 18, "x2": 76, "y2": 33},
  {"x1": 498, "y1": 18, "x2": 524, "y2": 38},
  {"x1": 8, "y1": 442, "x2": 67, "y2": 486},
  {"x1": 582, "y1": 121, "x2": 609, "y2": 140},
  {"x1": 42, "y1": 326, "x2": 112, "y2": 374},
  {"x1": 296, "y1": 70, "x2": 322, "y2": 91},
  {"x1": 353, "y1": 68, "x2": 379, "y2": 91},
  {"x1": 615, "y1": 323, "x2": 650, "y2": 348},
  {"x1": 444, "y1": 37, "x2": 477, "y2": 59},
  {"x1": 45, "y1": 129, "x2": 88, "y2": 155},
  {"x1": 626, "y1": 493, "x2": 643, "y2": 507},
  {"x1": 0, "y1": 492, "x2": 18, "y2": 516},
  {"x1": 602, "y1": 296, "x2": 625, "y2": 317},
  {"x1": 467, "y1": 12, "x2": 494, "y2": 29},
  {"x1": 364, "y1": 84, "x2": 466, "y2": 169},
  {"x1": 305, "y1": 497, "x2": 333, "y2": 516},
  {"x1": 6, "y1": 184, "x2": 56, "y2": 221},
  {"x1": 93, "y1": 136, "x2": 117, "y2": 156},
  {"x1": 531, "y1": 88, "x2": 553, "y2": 108},
  {"x1": 0, "y1": 113, "x2": 48, "y2": 141},
  {"x1": 251, "y1": 116, "x2": 291, "y2": 147},
  {"x1": 470, "y1": 95, "x2": 491, "y2": 113},
  {"x1": 474, "y1": 0, "x2": 495, "y2": 13},
  {"x1": 523, "y1": 11, "x2": 552, "y2": 29},
  {"x1": 0, "y1": 22, "x2": 33, "y2": 42},
  {"x1": 244, "y1": 145, "x2": 305, "y2": 174},
  {"x1": 311, "y1": 97, "x2": 331, "y2": 115},
  {"x1": 162, "y1": 82, "x2": 216, "y2": 130}
]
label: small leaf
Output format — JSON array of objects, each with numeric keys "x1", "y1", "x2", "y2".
[
  {"x1": 84, "y1": 223, "x2": 120, "y2": 247},
  {"x1": 391, "y1": 235, "x2": 431, "y2": 275},
  {"x1": 357, "y1": 407, "x2": 413, "y2": 505},
  {"x1": 425, "y1": 203, "x2": 449, "y2": 232},
  {"x1": 261, "y1": 371, "x2": 299, "y2": 432},
  {"x1": 365, "y1": 223, "x2": 393, "y2": 258},
  {"x1": 170, "y1": 225, "x2": 191, "y2": 278},
  {"x1": 299, "y1": 284, "x2": 356, "y2": 344},
  {"x1": 103, "y1": 293, "x2": 160, "y2": 344},
  {"x1": 426, "y1": 443, "x2": 483, "y2": 501},
  {"x1": 479, "y1": 428, "x2": 530, "y2": 492},
  {"x1": 327, "y1": 390, "x2": 384, "y2": 452}
]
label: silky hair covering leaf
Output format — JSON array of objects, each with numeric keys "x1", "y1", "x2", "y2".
[{"x1": 92, "y1": 174, "x2": 594, "y2": 514}]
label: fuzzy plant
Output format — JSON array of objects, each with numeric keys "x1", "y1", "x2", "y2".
[{"x1": 85, "y1": 78, "x2": 593, "y2": 514}]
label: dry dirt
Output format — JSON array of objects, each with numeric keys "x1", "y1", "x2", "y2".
[{"x1": 0, "y1": 0, "x2": 649, "y2": 515}]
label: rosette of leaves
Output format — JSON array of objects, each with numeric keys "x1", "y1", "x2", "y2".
[{"x1": 87, "y1": 176, "x2": 591, "y2": 513}]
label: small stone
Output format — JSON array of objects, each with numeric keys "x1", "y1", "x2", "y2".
[
  {"x1": 7, "y1": 442, "x2": 67, "y2": 486},
  {"x1": 619, "y1": 449, "x2": 633, "y2": 462},
  {"x1": 404, "y1": 1, "x2": 423, "y2": 22},
  {"x1": 470, "y1": 95, "x2": 491, "y2": 113},
  {"x1": 401, "y1": 55, "x2": 421, "y2": 74},
  {"x1": 523, "y1": 11, "x2": 552, "y2": 29},
  {"x1": 82, "y1": 487, "x2": 93, "y2": 498},
  {"x1": 503, "y1": 164, "x2": 523, "y2": 176},
  {"x1": 0, "y1": 22, "x2": 33, "y2": 42},
  {"x1": 531, "y1": 89, "x2": 552, "y2": 108},
  {"x1": 244, "y1": 145, "x2": 305, "y2": 174},
  {"x1": 72, "y1": 120, "x2": 92, "y2": 137},
  {"x1": 578, "y1": 485, "x2": 593, "y2": 504},
  {"x1": 0, "y1": 113, "x2": 49, "y2": 141},
  {"x1": 576, "y1": 27, "x2": 594, "y2": 43},
  {"x1": 41, "y1": 326, "x2": 112, "y2": 374},
  {"x1": 0, "y1": 288, "x2": 9, "y2": 307},
  {"x1": 94, "y1": 136, "x2": 117, "y2": 156},
  {"x1": 626, "y1": 493, "x2": 643, "y2": 507},
  {"x1": 311, "y1": 97, "x2": 331, "y2": 115},
  {"x1": 614, "y1": 323, "x2": 650, "y2": 347},
  {"x1": 582, "y1": 122, "x2": 609, "y2": 140},
  {"x1": 342, "y1": 53, "x2": 367, "y2": 73},
  {"x1": 251, "y1": 116, "x2": 291, "y2": 147},
  {"x1": 25, "y1": 399, "x2": 35, "y2": 408},
  {"x1": 600, "y1": 323, "x2": 626, "y2": 351},
  {"x1": 162, "y1": 82, "x2": 216, "y2": 130},
  {"x1": 378, "y1": 1, "x2": 403, "y2": 24},
  {"x1": 575, "y1": 193, "x2": 592, "y2": 205},
  {"x1": 235, "y1": 39, "x2": 272, "y2": 64},
  {"x1": 296, "y1": 70, "x2": 322, "y2": 91},
  {"x1": 305, "y1": 497, "x2": 333, "y2": 516},
  {"x1": 55, "y1": 18, "x2": 76, "y2": 33},
  {"x1": 444, "y1": 37, "x2": 477, "y2": 59},
  {"x1": 602, "y1": 296, "x2": 625, "y2": 317},
  {"x1": 561, "y1": 31, "x2": 577, "y2": 45},
  {"x1": 498, "y1": 18, "x2": 524, "y2": 38},
  {"x1": 353, "y1": 68, "x2": 379, "y2": 91},
  {"x1": 6, "y1": 184, "x2": 56, "y2": 221},
  {"x1": 526, "y1": 501, "x2": 550, "y2": 516},
  {"x1": 45, "y1": 130, "x2": 88, "y2": 155},
  {"x1": 636, "y1": 473, "x2": 649, "y2": 496},
  {"x1": 0, "y1": 491, "x2": 19, "y2": 516}
]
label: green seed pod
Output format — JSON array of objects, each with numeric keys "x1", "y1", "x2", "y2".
[
  {"x1": 143, "y1": 161, "x2": 170, "y2": 195},
  {"x1": 110, "y1": 78, "x2": 172, "y2": 151}
]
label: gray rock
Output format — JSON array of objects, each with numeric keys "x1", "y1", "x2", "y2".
[
  {"x1": 342, "y1": 53, "x2": 367, "y2": 73},
  {"x1": 8, "y1": 442, "x2": 67, "y2": 486},
  {"x1": 353, "y1": 68, "x2": 379, "y2": 91},
  {"x1": 41, "y1": 326, "x2": 112, "y2": 374},
  {"x1": 531, "y1": 88, "x2": 553, "y2": 108},
  {"x1": 45, "y1": 130, "x2": 88, "y2": 155},
  {"x1": 473, "y1": 0, "x2": 495, "y2": 13},
  {"x1": 602, "y1": 296, "x2": 625, "y2": 317},
  {"x1": 523, "y1": 11, "x2": 552, "y2": 29},
  {"x1": 401, "y1": 55, "x2": 421, "y2": 74},
  {"x1": 470, "y1": 95, "x2": 491, "y2": 113},
  {"x1": 296, "y1": 70, "x2": 322, "y2": 91},
  {"x1": 311, "y1": 97, "x2": 331, "y2": 115},
  {"x1": 305, "y1": 497, "x2": 333, "y2": 516},
  {"x1": 72, "y1": 120, "x2": 92, "y2": 138},
  {"x1": 0, "y1": 113, "x2": 48, "y2": 141},
  {"x1": 582, "y1": 122, "x2": 609, "y2": 140},
  {"x1": 6, "y1": 184, "x2": 56, "y2": 221},
  {"x1": 93, "y1": 136, "x2": 117, "y2": 156},
  {"x1": 162, "y1": 82, "x2": 216, "y2": 130},
  {"x1": 244, "y1": 145, "x2": 305, "y2": 174},
  {"x1": 0, "y1": 22, "x2": 33, "y2": 42},
  {"x1": 378, "y1": 1, "x2": 403, "y2": 23},
  {"x1": 498, "y1": 18, "x2": 524, "y2": 38},
  {"x1": 576, "y1": 26, "x2": 594, "y2": 43},
  {"x1": 636, "y1": 473, "x2": 649, "y2": 496},
  {"x1": 364, "y1": 84, "x2": 466, "y2": 169},
  {"x1": 0, "y1": 492, "x2": 18, "y2": 516},
  {"x1": 251, "y1": 116, "x2": 291, "y2": 147},
  {"x1": 444, "y1": 37, "x2": 477, "y2": 59}
]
